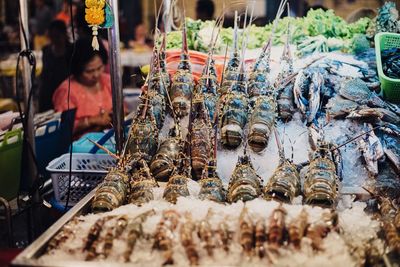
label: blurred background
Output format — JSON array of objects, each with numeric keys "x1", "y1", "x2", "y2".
[{"x1": 0, "y1": 0, "x2": 399, "y2": 104}]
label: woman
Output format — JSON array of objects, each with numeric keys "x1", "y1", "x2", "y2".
[{"x1": 53, "y1": 37, "x2": 112, "y2": 137}]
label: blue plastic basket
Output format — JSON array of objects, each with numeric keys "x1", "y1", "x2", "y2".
[
  {"x1": 46, "y1": 153, "x2": 116, "y2": 205},
  {"x1": 71, "y1": 131, "x2": 116, "y2": 154}
]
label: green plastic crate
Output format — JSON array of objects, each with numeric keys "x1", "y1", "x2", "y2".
[
  {"x1": 375, "y1": 32, "x2": 400, "y2": 102},
  {"x1": 0, "y1": 129, "x2": 23, "y2": 200}
]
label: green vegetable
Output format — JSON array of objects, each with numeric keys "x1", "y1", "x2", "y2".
[{"x1": 166, "y1": 9, "x2": 372, "y2": 55}]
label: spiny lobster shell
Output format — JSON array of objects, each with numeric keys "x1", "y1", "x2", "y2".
[
  {"x1": 141, "y1": 90, "x2": 166, "y2": 130},
  {"x1": 129, "y1": 160, "x2": 158, "y2": 206},
  {"x1": 92, "y1": 169, "x2": 129, "y2": 213},
  {"x1": 163, "y1": 173, "x2": 190, "y2": 204},
  {"x1": 220, "y1": 90, "x2": 249, "y2": 149},
  {"x1": 196, "y1": 75, "x2": 219, "y2": 121},
  {"x1": 126, "y1": 106, "x2": 159, "y2": 162},
  {"x1": 248, "y1": 70, "x2": 273, "y2": 101},
  {"x1": 228, "y1": 155, "x2": 262, "y2": 203},
  {"x1": 190, "y1": 99, "x2": 213, "y2": 180},
  {"x1": 264, "y1": 160, "x2": 301, "y2": 203},
  {"x1": 198, "y1": 162, "x2": 226, "y2": 203},
  {"x1": 304, "y1": 147, "x2": 339, "y2": 207},
  {"x1": 219, "y1": 52, "x2": 240, "y2": 95},
  {"x1": 170, "y1": 69, "x2": 194, "y2": 117},
  {"x1": 277, "y1": 84, "x2": 295, "y2": 121},
  {"x1": 248, "y1": 95, "x2": 277, "y2": 152},
  {"x1": 150, "y1": 136, "x2": 183, "y2": 182}
]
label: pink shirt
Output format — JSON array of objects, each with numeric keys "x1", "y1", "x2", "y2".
[{"x1": 52, "y1": 73, "x2": 113, "y2": 127}]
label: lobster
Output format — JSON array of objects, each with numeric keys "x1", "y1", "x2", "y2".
[
  {"x1": 195, "y1": 14, "x2": 223, "y2": 122},
  {"x1": 129, "y1": 158, "x2": 159, "y2": 206},
  {"x1": 227, "y1": 150, "x2": 263, "y2": 203},
  {"x1": 304, "y1": 133, "x2": 340, "y2": 208},
  {"x1": 169, "y1": 19, "x2": 194, "y2": 118},
  {"x1": 248, "y1": 95, "x2": 277, "y2": 152},
  {"x1": 92, "y1": 156, "x2": 131, "y2": 213},
  {"x1": 264, "y1": 159, "x2": 300, "y2": 203},
  {"x1": 276, "y1": 20, "x2": 295, "y2": 121},
  {"x1": 219, "y1": 7, "x2": 256, "y2": 149},
  {"x1": 150, "y1": 121, "x2": 184, "y2": 182},
  {"x1": 198, "y1": 160, "x2": 227, "y2": 203},
  {"x1": 163, "y1": 155, "x2": 191, "y2": 204},
  {"x1": 189, "y1": 94, "x2": 213, "y2": 180},
  {"x1": 126, "y1": 100, "x2": 159, "y2": 162},
  {"x1": 264, "y1": 129, "x2": 301, "y2": 203},
  {"x1": 219, "y1": 71, "x2": 249, "y2": 149},
  {"x1": 143, "y1": 40, "x2": 168, "y2": 130},
  {"x1": 247, "y1": 1, "x2": 288, "y2": 152},
  {"x1": 196, "y1": 57, "x2": 219, "y2": 122},
  {"x1": 218, "y1": 11, "x2": 240, "y2": 96}
]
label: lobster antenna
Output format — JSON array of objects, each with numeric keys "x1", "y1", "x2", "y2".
[
  {"x1": 332, "y1": 124, "x2": 384, "y2": 151},
  {"x1": 156, "y1": 35, "x2": 178, "y2": 122},
  {"x1": 238, "y1": 0, "x2": 255, "y2": 77},
  {"x1": 239, "y1": 4, "x2": 249, "y2": 69},
  {"x1": 205, "y1": 9, "x2": 226, "y2": 85},
  {"x1": 233, "y1": 10, "x2": 239, "y2": 57},
  {"x1": 263, "y1": 0, "x2": 287, "y2": 54},
  {"x1": 220, "y1": 44, "x2": 229, "y2": 87},
  {"x1": 154, "y1": 0, "x2": 162, "y2": 40},
  {"x1": 87, "y1": 138, "x2": 120, "y2": 160},
  {"x1": 182, "y1": 15, "x2": 188, "y2": 55},
  {"x1": 273, "y1": 128, "x2": 285, "y2": 164}
]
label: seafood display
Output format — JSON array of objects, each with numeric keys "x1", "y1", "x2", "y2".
[{"x1": 22, "y1": 2, "x2": 400, "y2": 267}]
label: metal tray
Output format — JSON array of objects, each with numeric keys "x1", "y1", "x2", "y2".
[{"x1": 11, "y1": 186, "x2": 373, "y2": 267}]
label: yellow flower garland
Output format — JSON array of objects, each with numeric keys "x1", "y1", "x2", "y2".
[
  {"x1": 85, "y1": 0, "x2": 106, "y2": 50},
  {"x1": 85, "y1": 7, "x2": 105, "y2": 25}
]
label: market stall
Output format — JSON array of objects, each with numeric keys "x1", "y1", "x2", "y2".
[{"x1": 10, "y1": 0, "x2": 400, "y2": 266}]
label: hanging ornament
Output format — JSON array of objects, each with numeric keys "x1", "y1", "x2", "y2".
[
  {"x1": 85, "y1": 0, "x2": 106, "y2": 50},
  {"x1": 101, "y1": 3, "x2": 114, "y2": 29}
]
